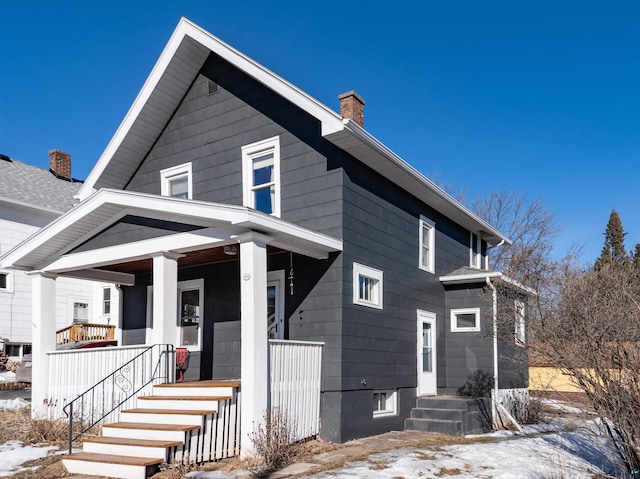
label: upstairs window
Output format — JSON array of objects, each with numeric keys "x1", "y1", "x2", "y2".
[
  {"x1": 419, "y1": 216, "x2": 435, "y2": 273},
  {"x1": 470, "y1": 232, "x2": 482, "y2": 268},
  {"x1": 161, "y1": 162, "x2": 192, "y2": 199},
  {"x1": 515, "y1": 300, "x2": 526, "y2": 345},
  {"x1": 353, "y1": 262, "x2": 383, "y2": 309},
  {"x1": 242, "y1": 137, "x2": 280, "y2": 216}
]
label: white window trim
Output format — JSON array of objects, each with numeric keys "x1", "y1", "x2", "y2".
[
  {"x1": 241, "y1": 136, "x2": 281, "y2": 217},
  {"x1": 470, "y1": 232, "x2": 482, "y2": 269},
  {"x1": 419, "y1": 215, "x2": 435, "y2": 273},
  {"x1": 0, "y1": 270, "x2": 14, "y2": 293},
  {"x1": 515, "y1": 299, "x2": 526, "y2": 345},
  {"x1": 102, "y1": 286, "x2": 111, "y2": 316},
  {"x1": 177, "y1": 279, "x2": 204, "y2": 352},
  {"x1": 451, "y1": 307, "x2": 481, "y2": 332},
  {"x1": 160, "y1": 162, "x2": 193, "y2": 199},
  {"x1": 353, "y1": 262, "x2": 383, "y2": 309},
  {"x1": 373, "y1": 389, "x2": 397, "y2": 417}
]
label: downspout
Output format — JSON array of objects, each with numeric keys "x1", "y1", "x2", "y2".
[{"x1": 486, "y1": 277, "x2": 499, "y2": 428}]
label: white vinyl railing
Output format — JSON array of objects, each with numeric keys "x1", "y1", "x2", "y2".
[
  {"x1": 268, "y1": 339, "x2": 323, "y2": 441},
  {"x1": 45, "y1": 345, "x2": 173, "y2": 421}
]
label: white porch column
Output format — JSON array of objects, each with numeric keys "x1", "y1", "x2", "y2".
[
  {"x1": 151, "y1": 252, "x2": 183, "y2": 346},
  {"x1": 238, "y1": 233, "x2": 270, "y2": 457},
  {"x1": 29, "y1": 271, "x2": 57, "y2": 417}
]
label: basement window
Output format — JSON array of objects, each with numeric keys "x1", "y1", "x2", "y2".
[{"x1": 373, "y1": 390, "x2": 397, "y2": 417}]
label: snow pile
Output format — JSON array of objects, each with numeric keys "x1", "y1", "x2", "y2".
[
  {"x1": 0, "y1": 398, "x2": 29, "y2": 411},
  {"x1": 0, "y1": 440, "x2": 57, "y2": 477},
  {"x1": 0, "y1": 372, "x2": 16, "y2": 383}
]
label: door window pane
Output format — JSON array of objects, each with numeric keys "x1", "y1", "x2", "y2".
[
  {"x1": 180, "y1": 289, "x2": 200, "y2": 347},
  {"x1": 422, "y1": 323, "x2": 432, "y2": 372}
]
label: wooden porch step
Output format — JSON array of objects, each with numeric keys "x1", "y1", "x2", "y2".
[
  {"x1": 139, "y1": 395, "x2": 229, "y2": 401},
  {"x1": 104, "y1": 422, "x2": 200, "y2": 432},
  {"x1": 122, "y1": 408, "x2": 217, "y2": 415},
  {"x1": 83, "y1": 436, "x2": 183, "y2": 448},
  {"x1": 62, "y1": 451, "x2": 164, "y2": 466},
  {"x1": 155, "y1": 379, "x2": 241, "y2": 388}
]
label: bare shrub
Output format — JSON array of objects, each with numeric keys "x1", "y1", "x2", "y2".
[
  {"x1": 508, "y1": 395, "x2": 545, "y2": 425},
  {"x1": 249, "y1": 407, "x2": 299, "y2": 473}
]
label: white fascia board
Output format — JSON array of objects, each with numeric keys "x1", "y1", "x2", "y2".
[
  {"x1": 41, "y1": 225, "x2": 243, "y2": 273},
  {"x1": 338, "y1": 120, "x2": 512, "y2": 246},
  {"x1": 234, "y1": 210, "x2": 343, "y2": 253},
  {"x1": 0, "y1": 195, "x2": 66, "y2": 217},
  {"x1": 79, "y1": 18, "x2": 344, "y2": 199},
  {"x1": 500, "y1": 275, "x2": 539, "y2": 296},
  {"x1": 439, "y1": 271, "x2": 502, "y2": 284},
  {"x1": 58, "y1": 269, "x2": 136, "y2": 286}
]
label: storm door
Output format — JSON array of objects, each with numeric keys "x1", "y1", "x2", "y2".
[{"x1": 417, "y1": 309, "x2": 437, "y2": 395}]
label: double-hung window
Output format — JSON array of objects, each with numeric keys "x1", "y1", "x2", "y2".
[
  {"x1": 419, "y1": 216, "x2": 435, "y2": 273},
  {"x1": 242, "y1": 136, "x2": 281, "y2": 216},
  {"x1": 353, "y1": 262, "x2": 383, "y2": 309},
  {"x1": 161, "y1": 162, "x2": 192, "y2": 199},
  {"x1": 470, "y1": 232, "x2": 482, "y2": 268},
  {"x1": 102, "y1": 287, "x2": 111, "y2": 315}
]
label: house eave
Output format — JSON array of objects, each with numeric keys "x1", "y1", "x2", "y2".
[
  {"x1": 439, "y1": 270, "x2": 537, "y2": 296},
  {"x1": 326, "y1": 120, "x2": 511, "y2": 246}
]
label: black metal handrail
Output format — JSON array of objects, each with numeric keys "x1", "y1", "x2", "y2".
[{"x1": 63, "y1": 343, "x2": 175, "y2": 454}]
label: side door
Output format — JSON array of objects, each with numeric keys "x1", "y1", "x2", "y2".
[{"x1": 417, "y1": 310, "x2": 437, "y2": 396}]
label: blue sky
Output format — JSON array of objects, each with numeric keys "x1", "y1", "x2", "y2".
[{"x1": 2, "y1": 1, "x2": 639, "y2": 263}]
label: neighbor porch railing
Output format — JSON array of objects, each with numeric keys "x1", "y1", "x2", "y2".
[
  {"x1": 269, "y1": 339, "x2": 323, "y2": 441},
  {"x1": 55, "y1": 323, "x2": 115, "y2": 344}
]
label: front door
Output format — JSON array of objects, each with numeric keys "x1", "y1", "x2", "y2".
[
  {"x1": 267, "y1": 271, "x2": 284, "y2": 339},
  {"x1": 417, "y1": 310, "x2": 437, "y2": 396}
]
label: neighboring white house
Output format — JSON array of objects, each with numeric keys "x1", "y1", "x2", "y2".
[{"x1": 0, "y1": 150, "x2": 120, "y2": 359}]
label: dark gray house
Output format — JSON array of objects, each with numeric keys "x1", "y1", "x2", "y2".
[{"x1": 1, "y1": 18, "x2": 528, "y2": 449}]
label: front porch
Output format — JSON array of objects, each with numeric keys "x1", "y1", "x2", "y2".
[{"x1": 0, "y1": 190, "x2": 341, "y2": 468}]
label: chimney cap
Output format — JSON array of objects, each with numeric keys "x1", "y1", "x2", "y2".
[{"x1": 338, "y1": 90, "x2": 366, "y2": 105}]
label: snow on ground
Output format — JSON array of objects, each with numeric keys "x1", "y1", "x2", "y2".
[
  {"x1": 190, "y1": 419, "x2": 618, "y2": 479},
  {"x1": 0, "y1": 372, "x2": 16, "y2": 383},
  {"x1": 304, "y1": 422, "x2": 616, "y2": 479},
  {"x1": 0, "y1": 398, "x2": 29, "y2": 411},
  {"x1": 0, "y1": 440, "x2": 57, "y2": 477}
]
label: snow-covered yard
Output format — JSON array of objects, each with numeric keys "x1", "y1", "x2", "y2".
[{"x1": 0, "y1": 389, "x2": 58, "y2": 478}]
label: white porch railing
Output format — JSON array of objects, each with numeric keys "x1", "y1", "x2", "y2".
[
  {"x1": 269, "y1": 339, "x2": 323, "y2": 441},
  {"x1": 45, "y1": 345, "x2": 173, "y2": 420}
]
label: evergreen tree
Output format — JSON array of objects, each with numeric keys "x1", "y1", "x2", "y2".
[{"x1": 595, "y1": 209, "x2": 628, "y2": 269}]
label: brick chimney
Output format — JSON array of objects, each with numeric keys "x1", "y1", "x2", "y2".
[
  {"x1": 339, "y1": 90, "x2": 365, "y2": 127},
  {"x1": 49, "y1": 149, "x2": 71, "y2": 180}
]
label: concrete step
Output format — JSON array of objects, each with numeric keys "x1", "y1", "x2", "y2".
[
  {"x1": 62, "y1": 451, "x2": 163, "y2": 479},
  {"x1": 103, "y1": 421, "x2": 200, "y2": 442},
  {"x1": 416, "y1": 396, "x2": 483, "y2": 410},
  {"x1": 153, "y1": 380, "x2": 240, "y2": 398},
  {"x1": 410, "y1": 407, "x2": 465, "y2": 421},
  {"x1": 82, "y1": 436, "x2": 183, "y2": 460},
  {"x1": 137, "y1": 395, "x2": 226, "y2": 411},
  {"x1": 404, "y1": 417, "x2": 463, "y2": 435},
  {"x1": 120, "y1": 408, "x2": 215, "y2": 426}
]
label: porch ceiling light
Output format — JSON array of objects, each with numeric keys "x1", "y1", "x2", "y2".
[{"x1": 223, "y1": 244, "x2": 238, "y2": 256}]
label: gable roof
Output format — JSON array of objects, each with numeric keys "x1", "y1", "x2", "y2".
[
  {"x1": 78, "y1": 17, "x2": 510, "y2": 246},
  {"x1": 0, "y1": 156, "x2": 82, "y2": 214}
]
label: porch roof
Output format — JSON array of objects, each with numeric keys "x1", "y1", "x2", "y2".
[
  {"x1": 0, "y1": 189, "x2": 343, "y2": 273},
  {"x1": 439, "y1": 267, "x2": 537, "y2": 295}
]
